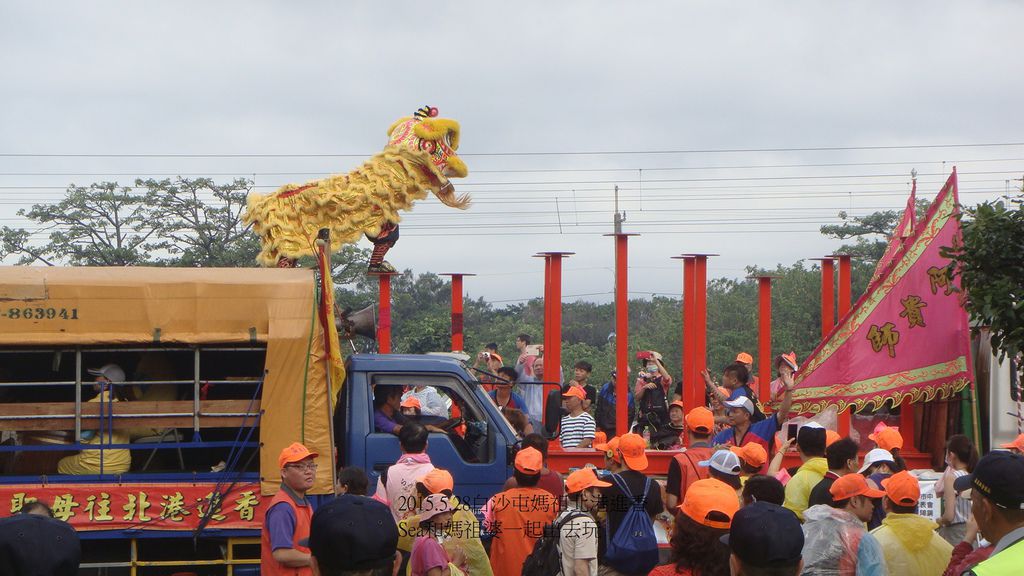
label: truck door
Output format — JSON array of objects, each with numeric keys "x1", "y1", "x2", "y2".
[{"x1": 363, "y1": 373, "x2": 514, "y2": 511}]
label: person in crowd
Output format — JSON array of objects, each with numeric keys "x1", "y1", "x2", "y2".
[
  {"x1": 502, "y1": 407, "x2": 532, "y2": 439},
  {"x1": 999, "y1": 433, "x2": 1024, "y2": 455},
  {"x1": 712, "y1": 380, "x2": 793, "y2": 454},
  {"x1": 859, "y1": 448, "x2": 898, "y2": 530},
  {"x1": 568, "y1": 360, "x2": 597, "y2": 411},
  {"x1": 401, "y1": 396, "x2": 423, "y2": 418},
  {"x1": 304, "y1": 494, "x2": 400, "y2": 576},
  {"x1": 649, "y1": 479, "x2": 737, "y2": 576},
  {"x1": 596, "y1": 369, "x2": 635, "y2": 437},
  {"x1": 768, "y1": 352, "x2": 799, "y2": 403},
  {"x1": 595, "y1": 435, "x2": 621, "y2": 472},
  {"x1": 783, "y1": 423, "x2": 829, "y2": 521},
  {"x1": 402, "y1": 383, "x2": 449, "y2": 418},
  {"x1": 397, "y1": 469, "x2": 491, "y2": 576},
  {"x1": 942, "y1": 516, "x2": 992, "y2": 576},
  {"x1": 262, "y1": 442, "x2": 319, "y2": 574},
  {"x1": 20, "y1": 500, "x2": 55, "y2": 517},
  {"x1": 666, "y1": 407, "x2": 717, "y2": 508},
  {"x1": 374, "y1": 422, "x2": 435, "y2": 522},
  {"x1": 560, "y1": 385, "x2": 597, "y2": 449},
  {"x1": 936, "y1": 434, "x2": 979, "y2": 545},
  {"x1": 735, "y1": 352, "x2": 760, "y2": 394},
  {"x1": 472, "y1": 343, "x2": 501, "y2": 371},
  {"x1": 0, "y1": 512, "x2": 81, "y2": 576},
  {"x1": 598, "y1": 432, "x2": 664, "y2": 575},
  {"x1": 336, "y1": 466, "x2": 369, "y2": 496},
  {"x1": 410, "y1": 493, "x2": 467, "y2": 576},
  {"x1": 868, "y1": 424, "x2": 907, "y2": 471},
  {"x1": 808, "y1": 437, "x2": 860, "y2": 508},
  {"x1": 373, "y1": 384, "x2": 408, "y2": 435},
  {"x1": 699, "y1": 449, "x2": 743, "y2": 492},
  {"x1": 703, "y1": 362, "x2": 763, "y2": 422},
  {"x1": 502, "y1": 432, "x2": 565, "y2": 500},
  {"x1": 870, "y1": 470, "x2": 952, "y2": 575},
  {"x1": 557, "y1": 468, "x2": 610, "y2": 576},
  {"x1": 58, "y1": 363, "x2": 132, "y2": 475},
  {"x1": 513, "y1": 334, "x2": 544, "y2": 419},
  {"x1": 475, "y1": 350, "x2": 505, "y2": 387},
  {"x1": 723, "y1": 502, "x2": 804, "y2": 576},
  {"x1": 485, "y1": 447, "x2": 558, "y2": 576},
  {"x1": 730, "y1": 443, "x2": 768, "y2": 486},
  {"x1": 741, "y1": 475, "x2": 786, "y2": 507},
  {"x1": 801, "y1": 473, "x2": 887, "y2": 576},
  {"x1": 662, "y1": 400, "x2": 688, "y2": 449},
  {"x1": 956, "y1": 450, "x2": 1024, "y2": 575},
  {"x1": 633, "y1": 350, "x2": 673, "y2": 441},
  {"x1": 489, "y1": 366, "x2": 528, "y2": 413}
]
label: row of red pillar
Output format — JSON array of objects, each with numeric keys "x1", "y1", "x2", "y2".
[{"x1": 370, "y1": 248, "x2": 857, "y2": 436}]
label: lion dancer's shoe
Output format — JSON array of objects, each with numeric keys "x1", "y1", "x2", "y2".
[{"x1": 366, "y1": 221, "x2": 399, "y2": 274}]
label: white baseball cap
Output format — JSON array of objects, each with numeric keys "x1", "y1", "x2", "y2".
[
  {"x1": 87, "y1": 363, "x2": 126, "y2": 383},
  {"x1": 723, "y1": 396, "x2": 755, "y2": 415},
  {"x1": 858, "y1": 448, "x2": 895, "y2": 474},
  {"x1": 699, "y1": 449, "x2": 742, "y2": 476}
]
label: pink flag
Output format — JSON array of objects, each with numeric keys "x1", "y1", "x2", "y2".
[
  {"x1": 789, "y1": 170, "x2": 971, "y2": 415},
  {"x1": 870, "y1": 178, "x2": 918, "y2": 285}
]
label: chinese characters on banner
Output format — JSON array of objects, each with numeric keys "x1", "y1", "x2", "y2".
[
  {"x1": 0, "y1": 483, "x2": 267, "y2": 531},
  {"x1": 790, "y1": 170, "x2": 972, "y2": 414}
]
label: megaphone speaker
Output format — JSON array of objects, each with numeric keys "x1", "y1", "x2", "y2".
[{"x1": 336, "y1": 304, "x2": 376, "y2": 340}]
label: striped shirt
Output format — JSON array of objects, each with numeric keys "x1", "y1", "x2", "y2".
[{"x1": 559, "y1": 412, "x2": 596, "y2": 449}]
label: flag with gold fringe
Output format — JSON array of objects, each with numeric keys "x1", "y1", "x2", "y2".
[{"x1": 789, "y1": 169, "x2": 972, "y2": 414}]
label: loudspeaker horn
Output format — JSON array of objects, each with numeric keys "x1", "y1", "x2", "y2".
[{"x1": 336, "y1": 304, "x2": 376, "y2": 340}]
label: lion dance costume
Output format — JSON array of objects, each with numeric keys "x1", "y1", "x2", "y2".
[{"x1": 243, "y1": 106, "x2": 470, "y2": 272}]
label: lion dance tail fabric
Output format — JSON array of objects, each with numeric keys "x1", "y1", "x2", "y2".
[{"x1": 243, "y1": 106, "x2": 470, "y2": 270}]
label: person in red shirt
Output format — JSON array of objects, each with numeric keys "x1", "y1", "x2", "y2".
[
  {"x1": 485, "y1": 447, "x2": 558, "y2": 576},
  {"x1": 666, "y1": 407, "x2": 716, "y2": 509}
]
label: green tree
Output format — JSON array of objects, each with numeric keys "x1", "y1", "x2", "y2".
[
  {"x1": 820, "y1": 198, "x2": 931, "y2": 262},
  {"x1": 944, "y1": 194, "x2": 1024, "y2": 364}
]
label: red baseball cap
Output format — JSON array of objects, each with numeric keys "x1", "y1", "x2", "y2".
[
  {"x1": 830, "y1": 473, "x2": 885, "y2": 501},
  {"x1": 882, "y1": 470, "x2": 920, "y2": 506},
  {"x1": 278, "y1": 442, "x2": 318, "y2": 469},
  {"x1": 618, "y1": 433, "x2": 649, "y2": 471}
]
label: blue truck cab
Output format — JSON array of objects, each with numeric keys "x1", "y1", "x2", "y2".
[{"x1": 340, "y1": 353, "x2": 518, "y2": 507}]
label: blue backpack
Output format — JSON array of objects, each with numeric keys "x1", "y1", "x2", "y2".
[{"x1": 604, "y1": 474, "x2": 659, "y2": 574}]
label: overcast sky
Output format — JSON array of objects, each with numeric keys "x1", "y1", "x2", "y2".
[{"x1": 1, "y1": 1, "x2": 1021, "y2": 304}]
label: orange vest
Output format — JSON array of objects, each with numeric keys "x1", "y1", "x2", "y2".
[
  {"x1": 260, "y1": 488, "x2": 313, "y2": 576},
  {"x1": 489, "y1": 487, "x2": 558, "y2": 576}
]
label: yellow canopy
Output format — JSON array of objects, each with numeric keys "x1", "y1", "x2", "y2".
[{"x1": 0, "y1": 266, "x2": 336, "y2": 495}]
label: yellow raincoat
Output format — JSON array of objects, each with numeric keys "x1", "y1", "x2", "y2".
[
  {"x1": 783, "y1": 456, "x2": 828, "y2": 521},
  {"x1": 870, "y1": 512, "x2": 952, "y2": 576}
]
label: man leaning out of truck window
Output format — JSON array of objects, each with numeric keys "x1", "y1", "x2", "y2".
[{"x1": 261, "y1": 442, "x2": 319, "y2": 575}]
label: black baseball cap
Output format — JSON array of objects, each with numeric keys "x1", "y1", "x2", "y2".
[
  {"x1": 0, "y1": 514, "x2": 80, "y2": 576},
  {"x1": 721, "y1": 502, "x2": 803, "y2": 568},
  {"x1": 301, "y1": 495, "x2": 399, "y2": 572},
  {"x1": 954, "y1": 450, "x2": 1024, "y2": 510}
]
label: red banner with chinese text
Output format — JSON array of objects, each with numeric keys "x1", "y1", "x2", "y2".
[
  {"x1": 0, "y1": 482, "x2": 268, "y2": 532},
  {"x1": 790, "y1": 170, "x2": 972, "y2": 414}
]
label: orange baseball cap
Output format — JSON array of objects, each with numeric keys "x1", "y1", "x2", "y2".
[
  {"x1": 999, "y1": 433, "x2": 1024, "y2": 452},
  {"x1": 418, "y1": 468, "x2": 455, "y2": 494},
  {"x1": 593, "y1": 430, "x2": 608, "y2": 446},
  {"x1": 825, "y1": 430, "x2": 842, "y2": 447},
  {"x1": 562, "y1": 386, "x2": 587, "y2": 401},
  {"x1": 565, "y1": 467, "x2": 612, "y2": 493},
  {"x1": 717, "y1": 386, "x2": 730, "y2": 398},
  {"x1": 669, "y1": 400, "x2": 686, "y2": 412},
  {"x1": 735, "y1": 352, "x2": 754, "y2": 364},
  {"x1": 730, "y1": 443, "x2": 768, "y2": 468},
  {"x1": 869, "y1": 425, "x2": 904, "y2": 451},
  {"x1": 881, "y1": 470, "x2": 920, "y2": 506},
  {"x1": 685, "y1": 407, "x2": 715, "y2": 434},
  {"x1": 401, "y1": 397, "x2": 422, "y2": 410},
  {"x1": 594, "y1": 436, "x2": 621, "y2": 462},
  {"x1": 679, "y1": 478, "x2": 740, "y2": 529},
  {"x1": 830, "y1": 473, "x2": 885, "y2": 501},
  {"x1": 278, "y1": 442, "x2": 318, "y2": 469},
  {"x1": 618, "y1": 433, "x2": 649, "y2": 471},
  {"x1": 514, "y1": 447, "x2": 543, "y2": 475},
  {"x1": 487, "y1": 353, "x2": 503, "y2": 364}
]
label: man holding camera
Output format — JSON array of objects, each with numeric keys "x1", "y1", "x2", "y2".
[{"x1": 632, "y1": 350, "x2": 672, "y2": 444}]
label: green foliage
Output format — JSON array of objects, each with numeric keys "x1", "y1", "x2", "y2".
[
  {"x1": 821, "y1": 198, "x2": 931, "y2": 261},
  {"x1": 944, "y1": 195, "x2": 1024, "y2": 363}
]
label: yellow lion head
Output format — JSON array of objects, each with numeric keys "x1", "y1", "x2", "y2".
[{"x1": 387, "y1": 106, "x2": 470, "y2": 209}]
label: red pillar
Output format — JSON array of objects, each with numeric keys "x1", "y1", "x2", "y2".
[
  {"x1": 687, "y1": 254, "x2": 717, "y2": 382},
  {"x1": 536, "y1": 252, "x2": 573, "y2": 388},
  {"x1": 374, "y1": 272, "x2": 397, "y2": 353},
  {"x1": 607, "y1": 234, "x2": 637, "y2": 435},
  {"x1": 673, "y1": 255, "x2": 699, "y2": 411},
  {"x1": 750, "y1": 275, "x2": 778, "y2": 401},
  {"x1": 441, "y1": 273, "x2": 475, "y2": 352},
  {"x1": 834, "y1": 254, "x2": 853, "y2": 318},
  {"x1": 813, "y1": 257, "x2": 836, "y2": 339}
]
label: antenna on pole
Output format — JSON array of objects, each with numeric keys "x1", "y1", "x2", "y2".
[{"x1": 613, "y1": 185, "x2": 624, "y2": 234}]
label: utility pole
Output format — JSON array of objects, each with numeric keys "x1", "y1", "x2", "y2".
[{"x1": 613, "y1": 185, "x2": 625, "y2": 234}]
